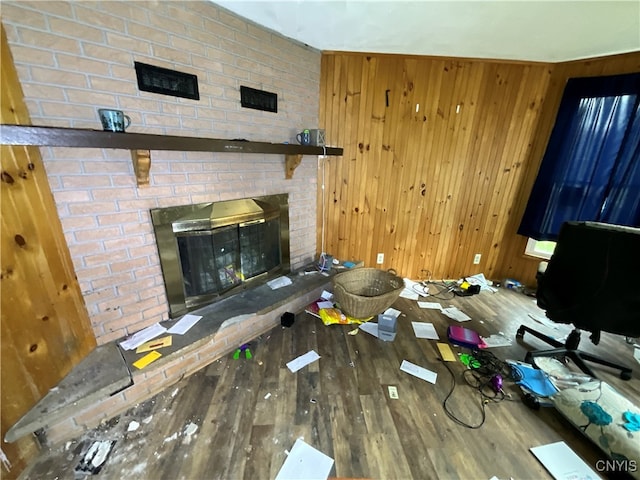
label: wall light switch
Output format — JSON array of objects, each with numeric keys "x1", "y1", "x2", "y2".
[
  {"x1": 473, "y1": 253, "x2": 481, "y2": 265},
  {"x1": 376, "y1": 253, "x2": 384, "y2": 264}
]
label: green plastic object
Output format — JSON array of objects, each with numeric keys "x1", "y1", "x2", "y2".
[
  {"x1": 233, "y1": 343, "x2": 252, "y2": 360},
  {"x1": 459, "y1": 353, "x2": 480, "y2": 368}
]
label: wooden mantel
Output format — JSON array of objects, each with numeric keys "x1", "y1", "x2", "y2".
[{"x1": 0, "y1": 125, "x2": 343, "y2": 185}]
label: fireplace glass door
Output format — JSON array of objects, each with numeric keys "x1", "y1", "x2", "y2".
[
  {"x1": 239, "y1": 217, "x2": 281, "y2": 279},
  {"x1": 175, "y1": 218, "x2": 282, "y2": 304},
  {"x1": 176, "y1": 225, "x2": 241, "y2": 298},
  {"x1": 151, "y1": 194, "x2": 290, "y2": 317}
]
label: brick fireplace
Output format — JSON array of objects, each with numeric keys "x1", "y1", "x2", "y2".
[
  {"x1": 2, "y1": 1, "x2": 323, "y2": 345},
  {"x1": 2, "y1": 1, "x2": 330, "y2": 446}
]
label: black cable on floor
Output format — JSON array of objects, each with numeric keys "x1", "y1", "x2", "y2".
[
  {"x1": 417, "y1": 280, "x2": 457, "y2": 300},
  {"x1": 441, "y1": 358, "x2": 487, "y2": 429},
  {"x1": 440, "y1": 350, "x2": 520, "y2": 429}
]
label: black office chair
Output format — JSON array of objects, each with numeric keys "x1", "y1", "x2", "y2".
[{"x1": 516, "y1": 221, "x2": 640, "y2": 380}]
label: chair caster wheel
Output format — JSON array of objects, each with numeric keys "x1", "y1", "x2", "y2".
[
  {"x1": 620, "y1": 371, "x2": 632, "y2": 381},
  {"x1": 523, "y1": 393, "x2": 540, "y2": 410},
  {"x1": 516, "y1": 327, "x2": 525, "y2": 339}
]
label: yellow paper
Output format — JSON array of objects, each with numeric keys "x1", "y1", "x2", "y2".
[
  {"x1": 136, "y1": 335, "x2": 172, "y2": 353},
  {"x1": 437, "y1": 342, "x2": 456, "y2": 362},
  {"x1": 133, "y1": 351, "x2": 162, "y2": 370}
]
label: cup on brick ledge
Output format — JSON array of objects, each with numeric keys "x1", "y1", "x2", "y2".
[{"x1": 98, "y1": 108, "x2": 131, "y2": 132}]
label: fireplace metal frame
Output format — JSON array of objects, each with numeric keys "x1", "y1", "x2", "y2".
[{"x1": 151, "y1": 194, "x2": 290, "y2": 318}]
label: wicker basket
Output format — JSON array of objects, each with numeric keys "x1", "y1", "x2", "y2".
[{"x1": 333, "y1": 268, "x2": 405, "y2": 319}]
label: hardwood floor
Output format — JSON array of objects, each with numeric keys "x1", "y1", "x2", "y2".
[{"x1": 20, "y1": 287, "x2": 639, "y2": 479}]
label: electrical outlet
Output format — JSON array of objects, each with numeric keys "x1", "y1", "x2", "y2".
[
  {"x1": 376, "y1": 253, "x2": 384, "y2": 264},
  {"x1": 388, "y1": 385, "x2": 399, "y2": 399},
  {"x1": 473, "y1": 253, "x2": 481, "y2": 265}
]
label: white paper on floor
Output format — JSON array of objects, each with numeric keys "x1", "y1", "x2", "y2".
[
  {"x1": 359, "y1": 322, "x2": 379, "y2": 338},
  {"x1": 403, "y1": 278, "x2": 430, "y2": 297},
  {"x1": 465, "y1": 273, "x2": 498, "y2": 293},
  {"x1": 530, "y1": 441, "x2": 601, "y2": 480},
  {"x1": 286, "y1": 350, "x2": 320, "y2": 373},
  {"x1": 400, "y1": 360, "x2": 437, "y2": 384},
  {"x1": 411, "y1": 322, "x2": 439, "y2": 340},
  {"x1": 418, "y1": 301, "x2": 442, "y2": 310},
  {"x1": 400, "y1": 288, "x2": 419, "y2": 300},
  {"x1": 275, "y1": 438, "x2": 334, "y2": 480},
  {"x1": 441, "y1": 307, "x2": 471, "y2": 322}
]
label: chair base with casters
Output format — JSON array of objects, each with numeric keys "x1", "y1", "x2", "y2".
[{"x1": 516, "y1": 325, "x2": 633, "y2": 381}]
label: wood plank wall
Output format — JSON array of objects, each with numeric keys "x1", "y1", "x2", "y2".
[
  {"x1": 318, "y1": 51, "x2": 640, "y2": 286},
  {"x1": 1, "y1": 23, "x2": 96, "y2": 478},
  {"x1": 318, "y1": 53, "x2": 551, "y2": 283}
]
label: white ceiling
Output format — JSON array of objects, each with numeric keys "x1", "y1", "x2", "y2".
[{"x1": 214, "y1": 1, "x2": 640, "y2": 62}]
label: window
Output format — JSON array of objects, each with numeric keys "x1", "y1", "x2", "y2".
[
  {"x1": 525, "y1": 238, "x2": 556, "y2": 260},
  {"x1": 518, "y1": 72, "x2": 640, "y2": 241}
]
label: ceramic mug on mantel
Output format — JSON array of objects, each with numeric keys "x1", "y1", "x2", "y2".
[
  {"x1": 98, "y1": 108, "x2": 131, "y2": 133},
  {"x1": 296, "y1": 129, "x2": 311, "y2": 146}
]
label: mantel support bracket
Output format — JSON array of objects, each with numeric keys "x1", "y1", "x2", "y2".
[
  {"x1": 285, "y1": 154, "x2": 302, "y2": 179},
  {"x1": 132, "y1": 151, "x2": 301, "y2": 184},
  {"x1": 132, "y1": 149, "x2": 151, "y2": 186}
]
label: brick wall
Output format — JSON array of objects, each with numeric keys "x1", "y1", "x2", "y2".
[{"x1": 2, "y1": 1, "x2": 321, "y2": 345}]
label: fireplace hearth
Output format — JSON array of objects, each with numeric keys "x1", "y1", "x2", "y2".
[{"x1": 151, "y1": 194, "x2": 290, "y2": 317}]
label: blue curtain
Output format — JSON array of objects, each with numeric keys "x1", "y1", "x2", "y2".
[{"x1": 518, "y1": 72, "x2": 640, "y2": 241}]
